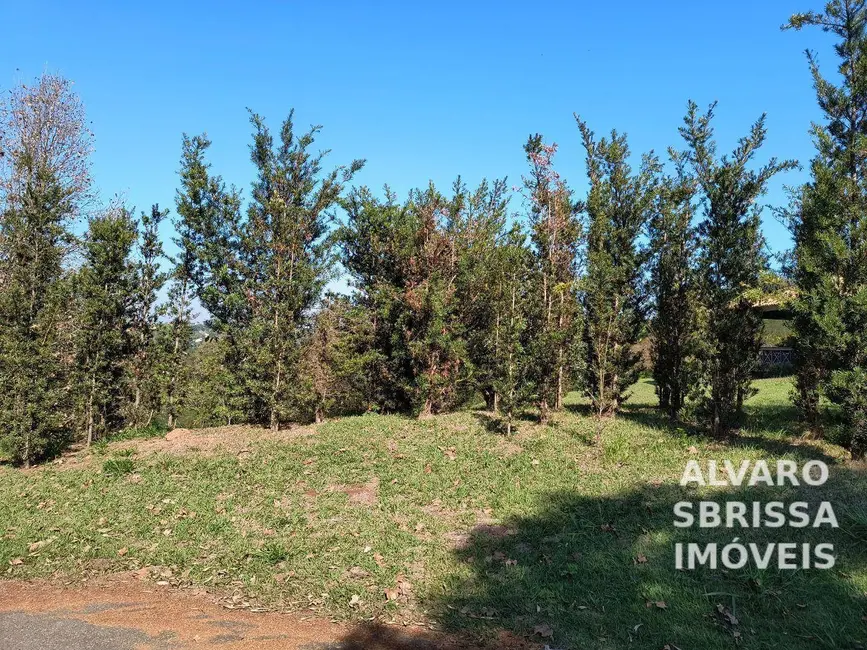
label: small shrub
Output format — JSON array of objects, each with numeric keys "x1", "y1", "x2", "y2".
[{"x1": 102, "y1": 457, "x2": 135, "y2": 476}]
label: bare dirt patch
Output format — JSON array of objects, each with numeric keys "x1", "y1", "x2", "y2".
[
  {"x1": 329, "y1": 476, "x2": 380, "y2": 506},
  {"x1": 0, "y1": 578, "x2": 536, "y2": 649},
  {"x1": 141, "y1": 424, "x2": 318, "y2": 456},
  {"x1": 41, "y1": 424, "x2": 320, "y2": 471}
]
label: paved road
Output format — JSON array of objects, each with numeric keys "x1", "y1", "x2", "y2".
[
  {"x1": 1, "y1": 610, "x2": 169, "y2": 650},
  {"x1": 0, "y1": 579, "x2": 479, "y2": 650}
]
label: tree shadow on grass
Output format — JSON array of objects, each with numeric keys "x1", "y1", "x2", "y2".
[
  {"x1": 612, "y1": 390, "x2": 843, "y2": 468},
  {"x1": 334, "y1": 466, "x2": 867, "y2": 649}
]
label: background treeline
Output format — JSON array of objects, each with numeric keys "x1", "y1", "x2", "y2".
[{"x1": 1, "y1": 1, "x2": 865, "y2": 466}]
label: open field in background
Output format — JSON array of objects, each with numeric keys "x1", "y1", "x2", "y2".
[{"x1": 1, "y1": 377, "x2": 866, "y2": 649}]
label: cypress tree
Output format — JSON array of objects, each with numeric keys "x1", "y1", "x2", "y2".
[
  {"x1": 648, "y1": 158, "x2": 700, "y2": 418},
  {"x1": 174, "y1": 133, "x2": 247, "y2": 422},
  {"x1": 0, "y1": 73, "x2": 93, "y2": 465},
  {"x1": 299, "y1": 294, "x2": 379, "y2": 422},
  {"x1": 244, "y1": 110, "x2": 363, "y2": 428},
  {"x1": 577, "y1": 119, "x2": 658, "y2": 418},
  {"x1": 680, "y1": 101, "x2": 797, "y2": 436},
  {"x1": 340, "y1": 187, "x2": 416, "y2": 413},
  {"x1": 786, "y1": 1, "x2": 867, "y2": 453},
  {"x1": 489, "y1": 225, "x2": 534, "y2": 434},
  {"x1": 523, "y1": 135, "x2": 582, "y2": 423},
  {"x1": 74, "y1": 208, "x2": 137, "y2": 445},
  {"x1": 127, "y1": 204, "x2": 169, "y2": 427},
  {"x1": 402, "y1": 183, "x2": 469, "y2": 417},
  {"x1": 450, "y1": 178, "x2": 510, "y2": 410}
]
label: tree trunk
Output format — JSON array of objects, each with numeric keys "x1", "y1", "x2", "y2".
[{"x1": 86, "y1": 376, "x2": 95, "y2": 447}]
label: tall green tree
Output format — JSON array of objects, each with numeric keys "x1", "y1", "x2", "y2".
[
  {"x1": 449, "y1": 178, "x2": 510, "y2": 410},
  {"x1": 299, "y1": 294, "x2": 379, "y2": 422},
  {"x1": 340, "y1": 187, "x2": 416, "y2": 412},
  {"x1": 785, "y1": 1, "x2": 867, "y2": 454},
  {"x1": 174, "y1": 133, "x2": 247, "y2": 422},
  {"x1": 489, "y1": 225, "x2": 534, "y2": 434},
  {"x1": 401, "y1": 183, "x2": 470, "y2": 417},
  {"x1": 0, "y1": 73, "x2": 93, "y2": 466},
  {"x1": 648, "y1": 157, "x2": 700, "y2": 418},
  {"x1": 681, "y1": 101, "x2": 797, "y2": 436},
  {"x1": 162, "y1": 245, "x2": 195, "y2": 430},
  {"x1": 127, "y1": 204, "x2": 169, "y2": 427},
  {"x1": 74, "y1": 208, "x2": 137, "y2": 445},
  {"x1": 577, "y1": 119, "x2": 657, "y2": 418},
  {"x1": 523, "y1": 135, "x2": 582, "y2": 423},
  {"x1": 242, "y1": 110, "x2": 363, "y2": 429}
]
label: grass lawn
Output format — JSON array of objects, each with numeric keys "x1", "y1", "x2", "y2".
[{"x1": 1, "y1": 377, "x2": 866, "y2": 649}]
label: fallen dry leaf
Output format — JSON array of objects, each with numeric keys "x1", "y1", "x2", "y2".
[{"x1": 28, "y1": 540, "x2": 49, "y2": 553}]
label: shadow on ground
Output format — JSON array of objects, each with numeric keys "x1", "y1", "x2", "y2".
[{"x1": 333, "y1": 399, "x2": 867, "y2": 650}]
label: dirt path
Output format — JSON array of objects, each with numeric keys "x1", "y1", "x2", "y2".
[{"x1": 0, "y1": 577, "x2": 535, "y2": 649}]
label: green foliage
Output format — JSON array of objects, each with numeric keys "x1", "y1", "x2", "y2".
[
  {"x1": 786, "y1": 1, "x2": 867, "y2": 453},
  {"x1": 126, "y1": 204, "x2": 169, "y2": 428},
  {"x1": 489, "y1": 226, "x2": 534, "y2": 433},
  {"x1": 240, "y1": 110, "x2": 364, "y2": 428},
  {"x1": 523, "y1": 135, "x2": 582, "y2": 422},
  {"x1": 340, "y1": 187, "x2": 417, "y2": 412},
  {"x1": 178, "y1": 336, "x2": 246, "y2": 428},
  {"x1": 449, "y1": 178, "x2": 511, "y2": 410},
  {"x1": 681, "y1": 101, "x2": 797, "y2": 436},
  {"x1": 73, "y1": 207, "x2": 138, "y2": 444},
  {"x1": 101, "y1": 456, "x2": 135, "y2": 477},
  {"x1": 0, "y1": 74, "x2": 91, "y2": 466},
  {"x1": 0, "y1": 168, "x2": 73, "y2": 465},
  {"x1": 648, "y1": 159, "x2": 700, "y2": 417},
  {"x1": 341, "y1": 180, "x2": 511, "y2": 417},
  {"x1": 578, "y1": 120, "x2": 657, "y2": 417},
  {"x1": 176, "y1": 114, "x2": 363, "y2": 430},
  {"x1": 299, "y1": 294, "x2": 380, "y2": 422},
  {"x1": 400, "y1": 184, "x2": 471, "y2": 416}
]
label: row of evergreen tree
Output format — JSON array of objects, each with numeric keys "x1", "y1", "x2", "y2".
[{"x1": 1, "y1": 1, "x2": 865, "y2": 466}]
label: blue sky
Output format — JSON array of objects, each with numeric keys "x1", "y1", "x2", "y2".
[{"x1": 0, "y1": 0, "x2": 836, "y2": 266}]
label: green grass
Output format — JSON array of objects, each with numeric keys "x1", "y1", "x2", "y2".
[{"x1": 1, "y1": 377, "x2": 865, "y2": 649}]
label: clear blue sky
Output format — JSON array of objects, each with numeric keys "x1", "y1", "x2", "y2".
[{"x1": 0, "y1": 0, "x2": 837, "y2": 264}]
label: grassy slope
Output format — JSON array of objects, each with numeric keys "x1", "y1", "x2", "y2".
[{"x1": 1, "y1": 378, "x2": 865, "y2": 649}]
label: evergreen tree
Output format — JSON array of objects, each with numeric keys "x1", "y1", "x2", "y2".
[
  {"x1": 449, "y1": 178, "x2": 510, "y2": 410},
  {"x1": 162, "y1": 250, "x2": 195, "y2": 430},
  {"x1": 523, "y1": 135, "x2": 582, "y2": 423},
  {"x1": 577, "y1": 119, "x2": 658, "y2": 418},
  {"x1": 299, "y1": 294, "x2": 379, "y2": 422},
  {"x1": 342, "y1": 180, "x2": 505, "y2": 417},
  {"x1": 243, "y1": 110, "x2": 363, "y2": 429},
  {"x1": 340, "y1": 187, "x2": 416, "y2": 412},
  {"x1": 0, "y1": 73, "x2": 93, "y2": 466},
  {"x1": 74, "y1": 208, "x2": 137, "y2": 445},
  {"x1": 489, "y1": 225, "x2": 534, "y2": 434},
  {"x1": 648, "y1": 157, "x2": 700, "y2": 418},
  {"x1": 181, "y1": 335, "x2": 246, "y2": 428},
  {"x1": 786, "y1": 1, "x2": 867, "y2": 453},
  {"x1": 174, "y1": 133, "x2": 247, "y2": 422},
  {"x1": 681, "y1": 101, "x2": 797, "y2": 436},
  {"x1": 127, "y1": 204, "x2": 169, "y2": 427},
  {"x1": 402, "y1": 183, "x2": 470, "y2": 417}
]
